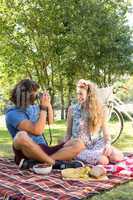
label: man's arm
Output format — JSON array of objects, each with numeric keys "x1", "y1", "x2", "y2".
[
  {"x1": 18, "y1": 93, "x2": 53, "y2": 135},
  {"x1": 18, "y1": 110, "x2": 48, "y2": 135}
]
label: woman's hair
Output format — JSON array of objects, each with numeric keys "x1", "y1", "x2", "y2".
[
  {"x1": 77, "y1": 79, "x2": 104, "y2": 133},
  {"x1": 10, "y1": 79, "x2": 39, "y2": 108}
]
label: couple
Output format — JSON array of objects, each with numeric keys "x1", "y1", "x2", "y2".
[{"x1": 5, "y1": 79, "x2": 123, "y2": 169}]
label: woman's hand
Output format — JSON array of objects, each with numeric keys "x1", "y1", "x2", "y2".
[
  {"x1": 103, "y1": 142, "x2": 112, "y2": 156},
  {"x1": 102, "y1": 116, "x2": 112, "y2": 157}
]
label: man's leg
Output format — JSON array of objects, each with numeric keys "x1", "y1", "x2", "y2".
[
  {"x1": 63, "y1": 138, "x2": 82, "y2": 147},
  {"x1": 14, "y1": 131, "x2": 85, "y2": 165},
  {"x1": 14, "y1": 131, "x2": 55, "y2": 165},
  {"x1": 50, "y1": 139, "x2": 85, "y2": 160}
]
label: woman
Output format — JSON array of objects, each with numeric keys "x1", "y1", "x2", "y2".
[{"x1": 65, "y1": 79, "x2": 123, "y2": 165}]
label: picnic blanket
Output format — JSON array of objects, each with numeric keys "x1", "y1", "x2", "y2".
[{"x1": 0, "y1": 154, "x2": 133, "y2": 200}]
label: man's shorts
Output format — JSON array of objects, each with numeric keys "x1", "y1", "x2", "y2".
[{"x1": 13, "y1": 143, "x2": 65, "y2": 165}]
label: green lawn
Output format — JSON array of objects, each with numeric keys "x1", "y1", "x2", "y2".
[{"x1": 0, "y1": 119, "x2": 133, "y2": 199}]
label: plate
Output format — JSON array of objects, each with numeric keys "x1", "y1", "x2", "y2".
[{"x1": 33, "y1": 164, "x2": 52, "y2": 175}]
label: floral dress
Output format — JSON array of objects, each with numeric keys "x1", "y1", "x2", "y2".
[
  {"x1": 70, "y1": 103, "x2": 106, "y2": 165},
  {"x1": 76, "y1": 119, "x2": 106, "y2": 165}
]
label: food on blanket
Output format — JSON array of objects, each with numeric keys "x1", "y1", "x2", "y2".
[
  {"x1": 89, "y1": 165, "x2": 106, "y2": 178},
  {"x1": 61, "y1": 165, "x2": 108, "y2": 181},
  {"x1": 62, "y1": 166, "x2": 91, "y2": 179},
  {"x1": 33, "y1": 163, "x2": 52, "y2": 174}
]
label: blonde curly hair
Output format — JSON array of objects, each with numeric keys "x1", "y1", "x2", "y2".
[{"x1": 77, "y1": 79, "x2": 104, "y2": 134}]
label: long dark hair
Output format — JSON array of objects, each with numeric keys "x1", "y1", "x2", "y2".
[{"x1": 10, "y1": 79, "x2": 39, "y2": 108}]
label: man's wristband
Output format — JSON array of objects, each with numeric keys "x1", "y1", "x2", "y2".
[{"x1": 39, "y1": 105, "x2": 48, "y2": 112}]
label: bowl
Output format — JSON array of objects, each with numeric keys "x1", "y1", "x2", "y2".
[{"x1": 33, "y1": 164, "x2": 52, "y2": 175}]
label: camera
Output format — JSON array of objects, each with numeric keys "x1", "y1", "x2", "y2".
[{"x1": 36, "y1": 92, "x2": 43, "y2": 100}]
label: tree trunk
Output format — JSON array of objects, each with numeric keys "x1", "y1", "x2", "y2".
[{"x1": 59, "y1": 75, "x2": 64, "y2": 120}]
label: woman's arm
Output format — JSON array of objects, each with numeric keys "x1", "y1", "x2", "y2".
[
  {"x1": 102, "y1": 108, "x2": 112, "y2": 156},
  {"x1": 64, "y1": 106, "x2": 73, "y2": 142},
  {"x1": 102, "y1": 107, "x2": 111, "y2": 143},
  {"x1": 102, "y1": 120, "x2": 111, "y2": 144}
]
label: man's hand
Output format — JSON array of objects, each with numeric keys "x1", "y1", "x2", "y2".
[
  {"x1": 39, "y1": 91, "x2": 53, "y2": 124},
  {"x1": 40, "y1": 92, "x2": 51, "y2": 108}
]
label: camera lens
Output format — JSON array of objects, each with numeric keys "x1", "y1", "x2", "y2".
[
  {"x1": 39, "y1": 92, "x2": 43, "y2": 98},
  {"x1": 36, "y1": 92, "x2": 43, "y2": 100}
]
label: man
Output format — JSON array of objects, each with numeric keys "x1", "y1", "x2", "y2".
[{"x1": 6, "y1": 79, "x2": 85, "y2": 169}]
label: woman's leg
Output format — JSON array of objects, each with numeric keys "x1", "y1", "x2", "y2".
[
  {"x1": 108, "y1": 146, "x2": 124, "y2": 162},
  {"x1": 99, "y1": 155, "x2": 109, "y2": 165},
  {"x1": 76, "y1": 148, "x2": 109, "y2": 165}
]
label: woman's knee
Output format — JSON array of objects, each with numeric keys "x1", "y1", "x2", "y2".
[
  {"x1": 99, "y1": 155, "x2": 109, "y2": 165},
  {"x1": 109, "y1": 147, "x2": 124, "y2": 162}
]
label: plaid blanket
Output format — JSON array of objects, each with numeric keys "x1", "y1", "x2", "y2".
[{"x1": 0, "y1": 154, "x2": 133, "y2": 200}]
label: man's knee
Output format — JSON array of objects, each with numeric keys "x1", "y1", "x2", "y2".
[{"x1": 14, "y1": 131, "x2": 30, "y2": 148}]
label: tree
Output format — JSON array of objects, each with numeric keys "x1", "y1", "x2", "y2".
[{"x1": 0, "y1": 0, "x2": 132, "y2": 118}]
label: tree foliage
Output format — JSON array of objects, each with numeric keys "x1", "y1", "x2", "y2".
[{"x1": 0, "y1": 0, "x2": 133, "y2": 118}]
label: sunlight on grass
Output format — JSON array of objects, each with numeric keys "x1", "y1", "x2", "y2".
[
  {"x1": 114, "y1": 122, "x2": 133, "y2": 152},
  {"x1": 0, "y1": 129, "x2": 13, "y2": 157},
  {"x1": 89, "y1": 181, "x2": 133, "y2": 200}
]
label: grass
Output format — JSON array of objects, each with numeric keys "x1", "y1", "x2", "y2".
[
  {"x1": 0, "y1": 118, "x2": 133, "y2": 200},
  {"x1": 88, "y1": 181, "x2": 133, "y2": 200}
]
